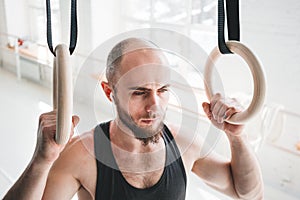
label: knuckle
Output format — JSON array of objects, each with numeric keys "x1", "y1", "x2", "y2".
[
  {"x1": 39, "y1": 114, "x2": 45, "y2": 122},
  {"x1": 212, "y1": 95, "x2": 220, "y2": 102},
  {"x1": 41, "y1": 125, "x2": 48, "y2": 133},
  {"x1": 40, "y1": 120, "x2": 46, "y2": 127},
  {"x1": 229, "y1": 106, "x2": 237, "y2": 112},
  {"x1": 212, "y1": 110, "x2": 218, "y2": 119}
]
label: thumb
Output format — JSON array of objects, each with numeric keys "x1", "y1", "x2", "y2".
[
  {"x1": 202, "y1": 102, "x2": 212, "y2": 120},
  {"x1": 72, "y1": 115, "x2": 80, "y2": 127}
]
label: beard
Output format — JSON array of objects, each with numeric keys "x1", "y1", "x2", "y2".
[{"x1": 114, "y1": 101, "x2": 166, "y2": 146}]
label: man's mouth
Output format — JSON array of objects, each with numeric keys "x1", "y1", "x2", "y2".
[{"x1": 140, "y1": 118, "x2": 158, "y2": 125}]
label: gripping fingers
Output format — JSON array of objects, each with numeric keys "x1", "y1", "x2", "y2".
[
  {"x1": 216, "y1": 104, "x2": 227, "y2": 124},
  {"x1": 69, "y1": 115, "x2": 80, "y2": 139},
  {"x1": 202, "y1": 102, "x2": 213, "y2": 120},
  {"x1": 211, "y1": 100, "x2": 224, "y2": 122},
  {"x1": 223, "y1": 107, "x2": 238, "y2": 121},
  {"x1": 39, "y1": 118, "x2": 57, "y2": 140},
  {"x1": 209, "y1": 93, "x2": 221, "y2": 110},
  {"x1": 72, "y1": 115, "x2": 80, "y2": 127}
]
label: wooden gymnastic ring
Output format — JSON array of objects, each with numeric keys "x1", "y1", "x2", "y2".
[
  {"x1": 53, "y1": 44, "x2": 73, "y2": 144},
  {"x1": 204, "y1": 41, "x2": 266, "y2": 125}
]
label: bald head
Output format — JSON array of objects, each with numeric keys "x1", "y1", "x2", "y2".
[{"x1": 106, "y1": 38, "x2": 169, "y2": 87}]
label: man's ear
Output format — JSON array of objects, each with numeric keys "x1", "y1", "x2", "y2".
[{"x1": 101, "y1": 81, "x2": 113, "y2": 102}]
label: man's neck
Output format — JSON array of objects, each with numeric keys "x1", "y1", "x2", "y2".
[
  {"x1": 110, "y1": 120, "x2": 164, "y2": 153},
  {"x1": 109, "y1": 120, "x2": 166, "y2": 174}
]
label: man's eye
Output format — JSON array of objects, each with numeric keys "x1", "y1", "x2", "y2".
[
  {"x1": 133, "y1": 91, "x2": 146, "y2": 96},
  {"x1": 158, "y1": 88, "x2": 169, "y2": 93}
]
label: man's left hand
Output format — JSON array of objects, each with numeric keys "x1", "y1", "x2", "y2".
[{"x1": 202, "y1": 93, "x2": 244, "y2": 136}]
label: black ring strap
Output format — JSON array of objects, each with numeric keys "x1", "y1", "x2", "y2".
[
  {"x1": 218, "y1": 0, "x2": 240, "y2": 54},
  {"x1": 46, "y1": 0, "x2": 78, "y2": 56}
]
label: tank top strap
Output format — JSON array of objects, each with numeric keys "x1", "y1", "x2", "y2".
[
  {"x1": 162, "y1": 125, "x2": 187, "y2": 185},
  {"x1": 94, "y1": 121, "x2": 118, "y2": 169}
]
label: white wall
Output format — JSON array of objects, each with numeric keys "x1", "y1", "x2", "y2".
[
  {"x1": 0, "y1": 0, "x2": 7, "y2": 34},
  {"x1": 90, "y1": 0, "x2": 121, "y2": 49},
  {"x1": 241, "y1": 0, "x2": 300, "y2": 112},
  {"x1": 3, "y1": 0, "x2": 29, "y2": 38}
]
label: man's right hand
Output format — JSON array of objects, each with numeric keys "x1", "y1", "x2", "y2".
[
  {"x1": 3, "y1": 112, "x2": 80, "y2": 200},
  {"x1": 33, "y1": 111, "x2": 80, "y2": 165}
]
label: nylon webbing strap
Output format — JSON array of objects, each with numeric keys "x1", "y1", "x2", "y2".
[
  {"x1": 46, "y1": 0, "x2": 54, "y2": 56},
  {"x1": 46, "y1": 0, "x2": 78, "y2": 56},
  {"x1": 69, "y1": 0, "x2": 78, "y2": 55},
  {"x1": 218, "y1": 0, "x2": 240, "y2": 54}
]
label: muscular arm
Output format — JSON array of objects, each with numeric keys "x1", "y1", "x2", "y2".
[
  {"x1": 3, "y1": 158, "x2": 52, "y2": 200},
  {"x1": 4, "y1": 142, "x2": 82, "y2": 200},
  {"x1": 4, "y1": 140, "x2": 81, "y2": 200},
  {"x1": 227, "y1": 134, "x2": 263, "y2": 199},
  {"x1": 3, "y1": 112, "x2": 80, "y2": 200},
  {"x1": 42, "y1": 139, "x2": 82, "y2": 199},
  {"x1": 192, "y1": 134, "x2": 263, "y2": 199},
  {"x1": 192, "y1": 95, "x2": 263, "y2": 200},
  {"x1": 43, "y1": 131, "x2": 96, "y2": 199}
]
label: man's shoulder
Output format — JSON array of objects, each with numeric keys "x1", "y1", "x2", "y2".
[
  {"x1": 165, "y1": 123, "x2": 196, "y2": 142},
  {"x1": 164, "y1": 123, "x2": 179, "y2": 138},
  {"x1": 47, "y1": 129, "x2": 98, "y2": 194},
  {"x1": 58, "y1": 129, "x2": 96, "y2": 163},
  {"x1": 165, "y1": 122, "x2": 203, "y2": 157}
]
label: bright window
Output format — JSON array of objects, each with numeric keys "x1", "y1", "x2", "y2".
[
  {"x1": 27, "y1": 0, "x2": 61, "y2": 45},
  {"x1": 121, "y1": 0, "x2": 217, "y2": 52}
]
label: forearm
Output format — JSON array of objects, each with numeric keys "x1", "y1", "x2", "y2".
[
  {"x1": 3, "y1": 157, "x2": 53, "y2": 200},
  {"x1": 228, "y1": 133, "x2": 264, "y2": 199}
]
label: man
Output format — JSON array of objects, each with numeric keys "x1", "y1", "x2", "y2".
[{"x1": 4, "y1": 38, "x2": 263, "y2": 200}]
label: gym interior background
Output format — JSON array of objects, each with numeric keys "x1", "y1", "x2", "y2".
[{"x1": 0, "y1": 0, "x2": 299, "y2": 199}]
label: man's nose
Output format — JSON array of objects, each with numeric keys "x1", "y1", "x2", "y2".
[{"x1": 146, "y1": 92, "x2": 160, "y2": 112}]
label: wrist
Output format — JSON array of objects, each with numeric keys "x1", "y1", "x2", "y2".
[
  {"x1": 30, "y1": 155, "x2": 54, "y2": 170},
  {"x1": 226, "y1": 131, "x2": 248, "y2": 146}
]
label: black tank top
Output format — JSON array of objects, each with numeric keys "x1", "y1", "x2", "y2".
[{"x1": 94, "y1": 121, "x2": 187, "y2": 200}]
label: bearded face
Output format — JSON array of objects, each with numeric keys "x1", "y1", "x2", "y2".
[
  {"x1": 107, "y1": 49, "x2": 171, "y2": 145},
  {"x1": 113, "y1": 85, "x2": 169, "y2": 145}
]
